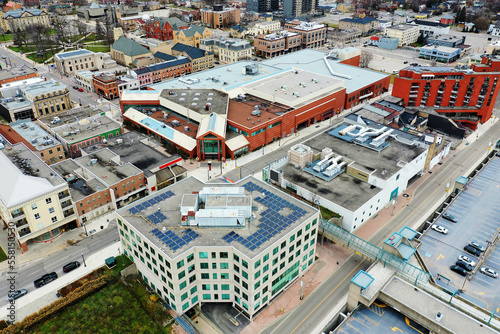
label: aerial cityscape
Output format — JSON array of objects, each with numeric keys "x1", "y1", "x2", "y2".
[{"x1": 0, "y1": 0, "x2": 500, "y2": 333}]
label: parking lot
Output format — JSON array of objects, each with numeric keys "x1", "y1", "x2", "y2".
[{"x1": 418, "y1": 157, "x2": 500, "y2": 311}]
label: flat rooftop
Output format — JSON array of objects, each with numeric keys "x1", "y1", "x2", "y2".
[
  {"x1": 116, "y1": 176, "x2": 317, "y2": 259},
  {"x1": 0, "y1": 66, "x2": 37, "y2": 82},
  {"x1": 22, "y1": 79, "x2": 68, "y2": 97},
  {"x1": 159, "y1": 89, "x2": 228, "y2": 116},
  {"x1": 303, "y1": 121, "x2": 425, "y2": 180},
  {"x1": 76, "y1": 149, "x2": 143, "y2": 186},
  {"x1": 150, "y1": 61, "x2": 286, "y2": 92},
  {"x1": 281, "y1": 162, "x2": 381, "y2": 211},
  {"x1": 10, "y1": 120, "x2": 62, "y2": 151},
  {"x1": 85, "y1": 131, "x2": 178, "y2": 178},
  {"x1": 51, "y1": 113, "x2": 122, "y2": 144},
  {"x1": 51, "y1": 159, "x2": 108, "y2": 201},
  {"x1": 381, "y1": 276, "x2": 498, "y2": 334},
  {"x1": 242, "y1": 69, "x2": 344, "y2": 108},
  {"x1": 38, "y1": 107, "x2": 106, "y2": 126},
  {"x1": 227, "y1": 94, "x2": 288, "y2": 130},
  {"x1": 262, "y1": 49, "x2": 390, "y2": 94},
  {"x1": 387, "y1": 24, "x2": 418, "y2": 31},
  {"x1": 0, "y1": 138, "x2": 65, "y2": 187},
  {"x1": 55, "y1": 49, "x2": 94, "y2": 60}
]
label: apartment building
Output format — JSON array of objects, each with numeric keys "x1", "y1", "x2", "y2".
[
  {"x1": 247, "y1": 0, "x2": 278, "y2": 13},
  {"x1": 254, "y1": 31, "x2": 301, "y2": 58},
  {"x1": 392, "y1": 55, "x2": 500, "y2": 129},
  {"x1": 419, "y1": 45, "x2": 461, "y2": 63},
  {"x1": 132, "y1": 57, "x2": 192, "y2": 87},
  {"x1": 0, "y1": 139, "x2": 77, "y2": 252},
  {"x1": 116, "y1": 177, "x2": 319, "y2": 318},
  {"x1": 339, "y1": 17, "x2": 379, "y2": 36},
  {"x1": 200, "y1": 38, "x2": 252, "y2": 64},
  {"x1": 173, "y1": 25, "x2": 212, "y2": 48},
  {"x1": 385, "y1": 24, "x2": 419, "y2": 47},
  {"x1": 23, "y1": 80, "x2": 73, "y2": 117},
  {"x1": 284, "y1": 20, "x2": 327, "y2": 49},
  {"x1": 93, "y1": 73, "x2": 119, "y2": 100},
  {"x1": 201, "y1": 5, "x2": 240, "y2": 29},
  {"x1": 248, "y1": 21, "x2": 281, "y2": 36}
]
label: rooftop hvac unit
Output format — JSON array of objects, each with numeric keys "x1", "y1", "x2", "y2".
[
  {"x1": 293, "y1": 92, "x2": 300, "y2": 97},
  {"x1": 184, "y1": 126, "x2": 190, "y2": 132},
  {"x1": 172, "y1": 120, "x2": 181, "y2": 127}
]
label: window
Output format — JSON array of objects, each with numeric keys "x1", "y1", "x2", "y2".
[
  {"x1": 242, "y1": 271, "x2": 248, "y2": 279},
  {"x1": 255, "y1": 260, "x2": 261, "y2": 269},
  {"x1": 201, "y1": 273, "x2": 209, "y2": 279},
  {"x1": 222, "y1": 284, "x2": 230, "y2": 290},
  {"x1": 221, "y1": 273, "x2": 229, "y2": 279},
  {"x1": 281, "y1": 241, "x2": 286, "y2": 250},
  {"x1": 179, "y1": 281, "x2": 187, "y2": 290},
  {"x1": 177, "y1": 260, "x2": 184, "y2": 269},
  {"x1": 220, "y1": 263, "x2": 229, "y2": 269},
  {"x1": 48, "y1": 207, "x2": 54, "y2": 214},
  {"x1": 189, "y1": 275, "x2": 196, "y2": 283},
  {"x1": 233, "y1": 254, "x2": 240, "y2": 262},
  {"x1": 34, "y1": 213, "x2": 40, "y2": 219},
  {"x1": 200, "y1": 263, "x2": 208, "y2": 269},
  {"x1": 213, "y1": 273, "x2": 217, "y2": 279},
  {"x1": 290, "y1": 235, "x2": 295, "y2": 243},
  {"x1": 51, "y1": 217, "x2": 57, "y2": 223},
  {"x1": 187, "y1": 253, "x2": 194, "y2": 262},
  {"x1": 190, "y1": 286, "x2": 197, "y2": 294},
  {"x1": 199, "y1": 252, "x2": 208, "y2": 259},
  {"x1": 203, "y1": 294, "x2": 211, "y2": 300},
  {"x1": 202, "y1": 284, "x2": 210, "y2": 290},
  {"x1": 181, "y1": 292, "x2": 188, "y2": 301},
  {"x1": 178, "y1": 271, "x2": 186, "y2": 279},
  {"x1": 219, "y1": 252, "x2": 228, "y2": 259},
  {"x1": 46, "y1": 198, "x2": 52, "y2": 204},
  {"x1": 211, "y1": 252, "x2": 216, "y2": 259},
  {"x1": 31, "y1": 204, "x2": 37, "y2": 210},
  {"x1": 263, "y1": 254, "x2": 269, "y2": 262},
  {"x1": 273, "y1": 247, "x2": 279, "y2": 255},
  {"x1": 242, "y1": 260, "x2": 248, "y2": 269},
  {"x1": 212, "y1": 263, "x2": 217, "y2": 269}
]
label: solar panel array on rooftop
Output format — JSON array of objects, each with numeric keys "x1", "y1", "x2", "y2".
[
  {"x1": 128, "y1": 190, "x2": 175, "y2": 215},
  {"x1": 221, "y1": 181, "x2": 307, "y2": 251},
  {"x1": 147, "y1": 212, "x2": 168, "y2": 225},
  {"x1": 151, "y1": 228, "x2": 200, "y2": 251}
]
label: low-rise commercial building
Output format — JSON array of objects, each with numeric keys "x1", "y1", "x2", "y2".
[
  {"x1": 116, "y1": 176, "x2": 319, "y2": 318},
  {"x1": 419, "y1": 45, "x2": 461, "y2": 63},
  {"x1": 23, "y1": 80, "x2": 73, "y2": 118},
  {"x1": 93, "y1": 73, "x2": 119, "y2": 100},
  {"x1": 385, "y1": 24, "x2": 419, "y2": 47},
  {"x1": 55, "y1": 49, "x2": 119, "y2": 75},
  {"x1": 0, "y1": 66, "x2": 38, "y2": 85},
  {"x1": 284, "y1": 20, "x2": 327, "y2": 49},
  {"x1": 254, "y1": 31, "x2": 301, "y2": 58},
  {"x1": 171, "y1": 43, "x2": 214, "y2": 72},
  {"x1": 410, "y1": 19, "x2": 450, "y2": 36},
  {"x1": 0, "y1": 138, "x2": 78, "y2": 252},
  {"x1": 132, "y1": 57, "x2": 192, "y2": 87},
  {"x1": 427, "y1": 34, "x2": 466, "y2": 48},
  {"x1": 249, "y1": 20, "x2": 281, "y2": 36},
  {"x1": 2, "y1": 8, "x2": 49, "y2": 32}
]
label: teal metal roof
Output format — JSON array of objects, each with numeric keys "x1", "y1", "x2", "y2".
[
  {"x1": 397, "y1": 243, "x2": 417, "y2": 261},
  {"x1": 385, "y1": 232, "x2": 402, "y2": 247},
  {"x1": 456, "y1": 176, "x2": 469, "y2": 185},
  {"x1": 112, "y1": 36, "x2": 151, "y2": 57},
  {"x1": 351, "y1": 270, "x2": 374, "y2": 289},
  {"x1": 398, "y1": 227, "x2": 417, "y2": 241}
]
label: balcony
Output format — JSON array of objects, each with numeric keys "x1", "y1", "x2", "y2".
[
  {"x1": 61, "y1": 200, "x2": 73, "y2": 209},
  {"x1": 437, "y1": 90, "x2": 444, "y2": 94},
  {"x1": 11, "y1": 209, "x2": 25, "y2": 219},
  {"x1": 63, "y1": 208, "x2": 75, "y2": 218},
  {"x1": 409, "y1": 94, "x2": 418, "y2": 98},
  {"x1": 15, "y1": 218, "x2": 28, "y2": 228},
  {"x1": 18, "y1": 227, "x2": 31, "y2": 238},
  {"x1": 478, "y1": 95, "x2": 485, "y2": 99},
  {"x1": 58, "y1": 191, "x2": 71, "y2": 200},
  {"x1": 410, "y1": 89, "x2": 419, "y2": 94},
  {"x1": 451, "y1": 89, "x2": 458, "y2": 94}
]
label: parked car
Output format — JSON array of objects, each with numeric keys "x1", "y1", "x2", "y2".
[
  {"x1": 480, "y1": 267, "x2": 498, "y2": 278},
  {"x1": 72, "y1": 86, "x2": 78, "y2": 90},
  {"x1": 431, "y1": 225, "x2": 448, "y2": 234},
  {"x1": 455, "y1": 260, "x2": 472, "y2": 271},
  {"x1": 458, "y1": 255, "x2": 476, "y2": 267},
  {"x1": 464, "y1": 245, "x2": 481, "y2": 257},
  {"x1": 404, "y1": 61, "x2": 408, "y2": 64},
  {"x1": 63, "y1": 261, "x2": 80, "y2": 273},
  {"x1": 410, "y1": 62, "x2": 418, "y2": 66},
  {"x1": 450, "y1": 265, "x2": 467, "y2": 276},
  {"x1": 34, "y1": 272, "x2": 58, "y2": 288},
  {"x1": 469, "y1": 241, "x2": 485, "y2": 252},
  {"x1": 7, "y1": 289, "x2": 27, "y2": 302},
  {"x1": 442, "y1": 213, "x2": 457, "y2": 222},
  {"x1": 78, "y1": 88, "x2": 84, "y2": 92}
]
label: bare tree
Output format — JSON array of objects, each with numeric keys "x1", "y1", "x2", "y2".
[
  {"x1": 52, "y1": 16, "x2": 71, "y2": 43},
  {"x1": 12, "y1": 22, "x2": 29, "y2": 49},
  {"x1": 28, "y1": 23, "x2": 49, "y2": 54},
  {"x1": 74, "y1": 20, "x2": 88, "y2": 38},
  {"x1": 359, "y1": 50, "x2": 373, "y2": 68}
]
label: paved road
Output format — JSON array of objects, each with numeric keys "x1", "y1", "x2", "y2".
[
  {"x1": 0, "y1": 222, "x2": 119, "y2": 307},
  {"x1": 252, "y1": 119, "x2": 500, "y2": 333}
]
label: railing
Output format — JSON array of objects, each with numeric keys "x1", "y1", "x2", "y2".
[
  {"x1": 58, "y1": 192, "x2": 70, "y2": 200},
  {"x1": 11, "y1": 211, "x2": 25, "y2": 219},
  {"x1": 319, "y1": 218, "x2": 431, "y2": 284},
  {"x1": 61, "y1": 201, "x2": 72, "y2": 209},
  {"x1": 63, "y1": 209, "x2": 75, "y2": 218}
]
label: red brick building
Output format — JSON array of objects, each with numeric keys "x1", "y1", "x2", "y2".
[
  {"x1": 143, "y1": 17, "x2": 189, "y2": 41},
  {"x1": 93, "y1": 73, "x2": 119, "y2": 100},
  {"x1": 284, "y1": 20, "x2": 327, "y2": 49},
  {"x1": 201, "y1": 5, "x2": 240, "y2": 29},
  {"x1": 392, "y1": 55, "x2": 500, "y2": 129},
  {"x1": 254, "y1": 31, "x2": 301, "y2": 58}
]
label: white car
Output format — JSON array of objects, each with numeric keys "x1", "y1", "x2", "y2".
[
  {"x1": 431, "y1": 225, "x2": 448, "y2": 234},
  {"x1": 480, "y1": 268, "x2": 498, "y2": 278},
  {"x1": 458, "y1": 255, "x2": 476, "y2": 267}
]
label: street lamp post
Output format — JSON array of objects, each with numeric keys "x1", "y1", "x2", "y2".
[
  {"x1": 81, "y1": 253, "x2": 87, "y2": 267},
  {"x1": 83, "y1": 222, "x2": 88, "y2": 237}
]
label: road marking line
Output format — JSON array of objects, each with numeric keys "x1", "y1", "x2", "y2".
[
  {"x1": 289, "y1": 259, "x2": 366, "y2": 334},
  {"x1": 437, "y1": 254, "x2": 445, "y2": 261},
  {"x1": 405, "y1": 317, "x2": 424, "y2": 334}
]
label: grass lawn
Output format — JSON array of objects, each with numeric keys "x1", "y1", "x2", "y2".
[
  {"x1": 320, "y1": 206, "x2": 341, "y2": 220},
  {"x1": 8, "y1": 45, "x2": 37, "y2": 53},
  {"x1": 27, "y1": 50, "x2": 62, "y2": 64},
  {"x1": 32, "y1": 279, "x2": 171, "y2": 334},
  {"x1": 0, "y1": 246, "x2": 7, "y2": 262},
  {"x1": 0, "y1": 34, "x2": 13, "y2": 42},
  {"x1": 85, "y1": 45, "x2": 110, "y2": 52},
  {"x1": 81, "y1": 33, "x2": 100, "y2": 43}
]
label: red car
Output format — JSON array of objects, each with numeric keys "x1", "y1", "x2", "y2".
[{"x1": 78, "y1": 88, "x2": 83, "y2": 92}]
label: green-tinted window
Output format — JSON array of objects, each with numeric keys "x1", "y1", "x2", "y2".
[
  {"x1": 242, "y1": 260, "x2": 248, "y2": 269},
  {"x1": 222, "y1": 284, "x2": 230, "y2": 290},
  {"x1": 254, "y1": 260, "x2": 261, "y2": 269},
  {"x1": 180, "y1": 281, "x2": 187, "y2": 290},
  {"x1": 177, "y1": 260, "x2": 184, "y2": 269},
  {"x1": 199, "y1": 252, "x2": 208, "y2": 259}
]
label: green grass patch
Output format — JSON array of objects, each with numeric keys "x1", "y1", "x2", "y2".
[
  {"x1": 32, "y1": 278, "x2": 171, "y2": 334},
  {"x1": 0, "y1": 34, "x2": 13, "y2": 42},
  {"x1": 81, "y1": 33, "x2": 99, "y2": 43},
  {"x1": 27, "y1": 49, "x2": 61, "y2": 63},
  {"x1": 0, "y1": 246, "x2": 7, "y2": 262},
  {"x1": 85, "y1": 45, "x2": 110, "y2": 52},
  {"x1": 108, "y1": 255, "x2": 134, "y2": 278},
  {"x1": 320, "y1": 206, "x2": 341, "y2": 220}
]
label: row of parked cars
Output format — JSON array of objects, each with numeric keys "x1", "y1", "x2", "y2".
[
  {"x1": 7, "y1": 261, "x2": 80, "y2": 302},
  {"x1": 449, "y1": 242, "x2": 498, "y2": 278}
]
